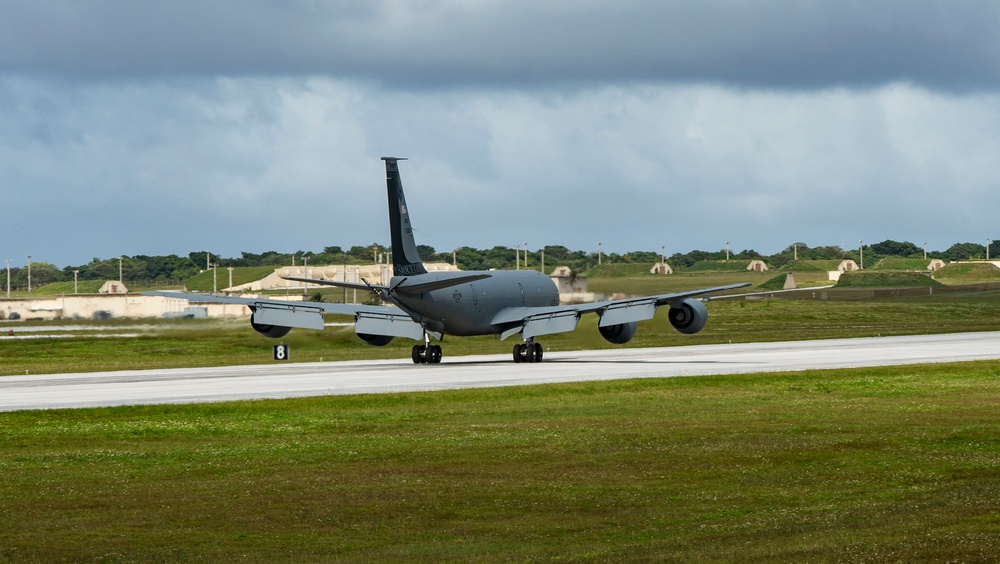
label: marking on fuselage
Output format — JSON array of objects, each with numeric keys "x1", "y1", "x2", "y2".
[{"x1": 453, "y1": 289, "x2": 462, "y2": 303}]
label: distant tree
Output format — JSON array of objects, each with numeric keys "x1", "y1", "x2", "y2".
[
  {"x1": 188, "y1": 251, "x2": 219, "y2": 270},
  {"x1": 621, "y1": 251, "x2": 659, "y2": 263},
  {"x1": 543, "y1": 245, "x2": 574, "y2": 261},
  {"x1": 16, "y1": 261, "x2": 63, "y2": 288},
  {"x1": 945, "y1": 242, "x2": 986, "y2": 261},
  {"x1": 734, "y1": 249, "x2": 763, "y2": 260},
  {"x1": 870, "y1": 240, "x2": 921, "y2": 257},
  {"x1": 416, "y1": 245, "x2": 439, "y2": 262}
]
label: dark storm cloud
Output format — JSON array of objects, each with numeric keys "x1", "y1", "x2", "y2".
[{"x1": 2, "y1": 1, "x2": 998, "y2": 91}]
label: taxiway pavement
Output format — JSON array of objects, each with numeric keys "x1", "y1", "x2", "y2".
[{"x1": 2, "y1": 331, "x2": 999, "y2": 412}]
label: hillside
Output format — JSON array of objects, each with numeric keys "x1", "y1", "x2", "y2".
[
  {"x1": 778, "y1": 260, "x2": 844, "y2": 272},
  {"x1": 835, "y1": 271, "x2": 942, "y2": 288},
  {"x1": 870, "y1": 258, "x2": 935, "y2": 271},
  {"x1": 185, "y1": 266, "x2": 279, "y2": 292},
  {"x1": 933, "y1": 262, "x2": 1000, "y2": 284},
  {"x1": 684, "y1": 260, "x2": 757, "y2": 272}
]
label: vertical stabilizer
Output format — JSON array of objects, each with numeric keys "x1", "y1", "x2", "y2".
[{"x1": 382, "y1": 157, "x2": 428, "y2": 276}]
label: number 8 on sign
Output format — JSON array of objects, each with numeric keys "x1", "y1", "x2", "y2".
[{"x1": 273, "y1": 344, "x2": 289, "y2": 361}]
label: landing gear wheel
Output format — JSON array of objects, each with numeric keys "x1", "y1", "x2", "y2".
[
  {"x1": 412, "y1": 344, "x2": 426, "y2": 364},
  {"x1": 413, "y1": 343, "x2": 442, "y2": 364},
  {"x1": 513, "y1": 341, "x2": 543, "y2": 363}
]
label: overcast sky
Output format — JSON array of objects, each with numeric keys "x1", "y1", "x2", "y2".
[{"x1": 3, "y1": 1, "x2": 999, "y2": 268}]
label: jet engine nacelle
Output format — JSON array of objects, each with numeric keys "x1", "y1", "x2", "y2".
[
  {"x1": 599, "y1": 321, "x2": 638, "y2": 344},
  {"x1": 358, "y1": 333, "x2": 394, "y2": 346},
  {"x1": 668, "y1": 298, "x2": 708, "y2": 334},
  {"x1": 249, "y1": 303, "x2": 324, "y2": 339},
  {"x1": 251, "y1": 319, "x2": 292, "y2": 339}
]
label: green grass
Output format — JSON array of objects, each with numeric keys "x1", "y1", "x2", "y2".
[
  {"x1": 759, "y1": 273, "x2": 794, "y2": 290},
  {"x1": 935, "y1": 262, "x2": 1000, "y2": 284},
  {"x1": 683, "y1": 260, "x2": 756, "y2": 272},
  {"x1": 26, "y1": 280, "x2": 107, "y2": 295},
  {"x1": 5, "y1": 283, "x2": 1000, "y2": 559},
  {"x1": 185, "y1": 266, "x2": 278, "y2": 291},
  {"x1": 836, "y1": 271, "x2": 942, "y2": 288},
  {"x1": 781, "y1": 260, "x2": 847, "y2": 271},
  {"x1": 871, "y1": 257, "x2": 937, "y2": 271},
  {"x1": 3, "y1": 362, "x2": 1000, "y2": 561},
  {"x1": 584, "y1": 263, "x2": 658, "y2": 277}
]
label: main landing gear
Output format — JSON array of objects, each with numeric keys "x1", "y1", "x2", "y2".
[
  {"x1": 412, "y1": 343, "x2": 442, "y2": 364},
  {"x1": 513, "y1": 338, "x2": 543, "y2": 363},
  {"x1": 412, "y1": 333, "x2": 442, "y2": 364}
]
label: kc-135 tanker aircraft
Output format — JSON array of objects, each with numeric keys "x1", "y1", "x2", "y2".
[{"x1": 148, "y1": 158, "x2": 749, "y2": 364}]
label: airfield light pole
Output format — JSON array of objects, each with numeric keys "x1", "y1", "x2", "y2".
[
  {"x1": 303, "y1": 256, "x2": 309, "y2": 295},
  {"x1": 27, "y1": 255, "x2": 31, "y2": 293},
  {"x1": 119, "y1": 256, "x2": 123, "y2": 283},
  {"x1": 598, "y1": 242, "x2": 602, "y2": 266},
  {"x1": 5, "y1": 259, "x2": 10, "y2": 298},
  {"x1": 524, "y1": 243, "x2": 528, "y2": 269},
  {"x1": 988, "y1": 239, "x2": 992, "y2": 261},
  {"x1": 212, "y1": 264, "x2": 218, "y2": 293},
  {"x1": 726, "y1": 242, "x2": 730, "y2": 261},
  {"x1": 73, "y1": 270, "x2": 79, "y2": 294},
  {"x1": 924, "y1": 242, "x2": 927, "y2": 260},
  {"x1": 227, "y1": 267, "x2": 233, "y2": 293},
  {"x1": 516, "y1": 245, "x2": 520, "y2": 270},
  {"x1": 343, "y1": 253, "x2": 348, "y2": 304},
  {"x1": 859, "y1": 241, "x2": 864, "y2": 270}
]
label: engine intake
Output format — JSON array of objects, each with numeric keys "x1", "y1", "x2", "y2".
[
  {"x1": 251, "y1": 319, "x2": 292, "y2": 339},
  {"x1": 668, "y1": 298, "x2": 708, "y2": 334},
  {"x1": 358, "y1": 333, "x2": 394, "y2": 346},
  {"x1": 599, "y1": 321, "x2": 638, "y2": 344}
]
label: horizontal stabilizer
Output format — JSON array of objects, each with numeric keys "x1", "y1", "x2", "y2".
[
  {"x1": 281, "y1": 276, "x2": 387, "y2": 293},
  {"x1": 393, "y1": 274, "x2": 492, "y2": 295}
]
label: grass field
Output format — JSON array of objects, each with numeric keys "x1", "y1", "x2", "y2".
[
  {"x1": 2, "y1": 361, "x2": 1000, "y2": 561},
  {"x1": 4, "y1": 283, "x2": 1000, "y2": 560}
]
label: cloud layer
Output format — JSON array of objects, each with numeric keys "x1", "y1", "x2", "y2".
[{"x1": 2, "y1": 2, "x2": 998, "y2": 267}]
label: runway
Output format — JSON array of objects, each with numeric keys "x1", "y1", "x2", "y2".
[{"x1": 2, "y1": 331, "x2": 1000, "y2": 412}]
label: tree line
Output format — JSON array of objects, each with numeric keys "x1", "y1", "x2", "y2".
[{"x1": 3, "y1": 239, "x2": 997, "y2": 291}]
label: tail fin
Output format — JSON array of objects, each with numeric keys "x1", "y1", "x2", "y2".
[{"x1": 382, "y1": 157, "x2": 428, "y2": 276}]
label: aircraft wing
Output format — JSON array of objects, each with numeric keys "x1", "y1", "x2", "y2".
[
  {"x1": 143, "y1": 290, "x2": 428, "y2": 340},
  {"x1": 281, "y1": 276, "x2": 385, "y2": 293},
  {"x1": 143, "y1": 290, "x2": 386, "y2": 317},
  {"x1": 491, "y1": 282, "x2": 752, "y2": 340}
]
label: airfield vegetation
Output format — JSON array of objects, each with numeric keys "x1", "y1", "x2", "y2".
[
  {"x1": 3, "y1": 361, "x2": 1000, "y2": 561},
  {"x1": 4, "y1": 269, "x2": 1000, "y2": 560}
]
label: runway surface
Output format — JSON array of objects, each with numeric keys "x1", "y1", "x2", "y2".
[{"x1": 2, "y1": 331, "x2": 1000, "y2": 412}]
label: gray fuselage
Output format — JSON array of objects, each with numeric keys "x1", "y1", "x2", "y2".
[{"x1": 389, "y1": 270, "x2": 559, "y2": 336}]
